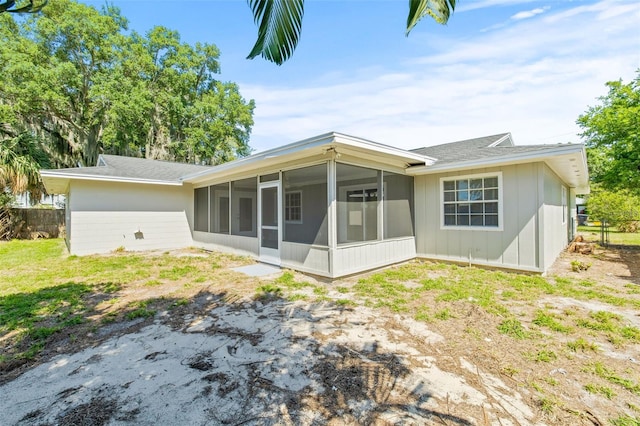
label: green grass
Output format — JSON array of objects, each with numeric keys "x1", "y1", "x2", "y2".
[
  {"x1": 538, "y1": 396, "x2": 558, "y2": 414},
  {"x1": 414, "y1": 306, "x2": 431, "y2": 322},
  {"x1": 533, "y1": 309, "x2": 572, "y2": 333},
  {"x1": 125, "y1": 301, "x2": 156, "y2": 320},
  {"x1": 0, "y1": 239, "x2": 244, "y2": 363},
  {"x1": 567, "y1": 337, "x2": 599, "y2": 352},
  {"x1": 528, "y1": 349, "x2": 557, "y2": 363},
  {"x1": 255, "y1": 283, "x2": 283, "y2": 298},
  {"x1": 274, "y1": 272, "x2": 313, "y2": 290},
  {"x1": 575, "y1": 311, "x2": 640, "y2": 344},
  {"x1": 578, "y1": 225, "x2": 640, "y2": 246},
  {"x1": 583, "y1": 362, "x2": 640, "y2": 395},
  {"x1": 609, "y1": 415, "x2": 640, "y2": 426},
  {"x1": 585, "y1": 383, "x2": 616, "y2": 399},
  {"x1": 498, "y1": 318, "x2": 528, "y2": 339},
  {"x1": 434, "y1": 308, "x2": 453, "y2": 320}
]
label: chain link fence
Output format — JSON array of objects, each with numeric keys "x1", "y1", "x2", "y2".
[{"x1": 597, "y1": 219, "x2": 640, "y2": 248}]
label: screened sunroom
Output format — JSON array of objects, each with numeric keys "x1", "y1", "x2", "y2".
[{"x1": 187, "y1": 134, "x2": 427, "y2": 277}]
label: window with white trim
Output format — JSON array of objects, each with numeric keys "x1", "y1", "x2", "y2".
[
  {"x1": 442, "y1": 174, "x2": 501, "y2": 228},
  {"x1": 285, "y1": 191, "x2": 302, "y2": 223}
]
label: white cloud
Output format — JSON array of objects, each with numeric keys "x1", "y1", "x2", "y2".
[
  {"x1": 242, "y1": 0, "x2": 640, "y2": 152},
  {"x1": 511, "y1": 6, "x2": 549, "y2": 20}
]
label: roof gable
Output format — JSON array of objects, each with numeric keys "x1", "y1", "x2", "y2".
[{"x1": 410, "y1": 133, "x2": 513, "y2": 163}]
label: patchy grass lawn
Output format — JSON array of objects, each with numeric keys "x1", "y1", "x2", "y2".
[
  {"x1": 0, "y1": 239, "x2": 254, "y2": 368},
  {"x1": 579, "y1": 225, "x2": 640, "y2": 246},
  {"x1": 256, "y1": 253, "x2": 640, "y2": 424},
  {"x1": 1, "y1": 239, "x2": 639, "y2": 425}
]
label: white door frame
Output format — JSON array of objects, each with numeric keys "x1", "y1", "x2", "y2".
[{"x1": 258, "y1": 180, "x2": 281, "y2": 265}]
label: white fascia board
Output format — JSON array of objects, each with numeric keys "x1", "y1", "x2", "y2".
[
  {"x1": 39, "y1": 171, "x2": 183, "y2": 187},
  {"x1": 182, "y1": 131, "x2": 434, "y2": 184},
  {"x1": 331, "y1": 133, "x2": 437, "y2": 164}
]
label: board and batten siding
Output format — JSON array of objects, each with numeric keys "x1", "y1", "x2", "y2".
[
  {"x1": 281, "y1": 242, "x2": 330, "y2": 276},
  {"x1": 414, "y1": 163, "x2": 544, "y2": 272},
  {"x1": 332, "y1": 237, "x2": 417, "y2": 277},
  {"x1": 192, "y1": 232, "x2": 259, "y2": 257},
  {"x1": 68, "y1": 180, "x2": 193, "y2": 255},
  {"x1": 541, "y1": 164, "x2": 570, "y2": 271}
]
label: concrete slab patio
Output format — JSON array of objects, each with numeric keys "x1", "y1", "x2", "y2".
[{"x1": 231, "y1": 263, "x2": 282, "y2": 277}]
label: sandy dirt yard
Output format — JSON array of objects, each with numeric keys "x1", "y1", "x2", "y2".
[{"x1": 1, "y1": 246, "x2": 639, "y2": 426}]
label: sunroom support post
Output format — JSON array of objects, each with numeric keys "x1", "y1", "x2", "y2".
[
  {"x1": 377, "y1": 171, "x2": 384, "y2": 241},
  {"x1": 327, "y1": 158, "x2": 337, "y2": 277}
]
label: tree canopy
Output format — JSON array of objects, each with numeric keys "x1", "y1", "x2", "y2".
[
  {"x1": 0, "y1": 0, "x2": 255, "y2": 167},
  {"x1": 586, "y1": 186, "x2": 640, "y2": 232},
  {"x1": 577, "y1": 71, "x2": 640, "y2": 194}
]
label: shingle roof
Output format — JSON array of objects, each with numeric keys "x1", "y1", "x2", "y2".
[
  {"x1": 410, "y1": 133, "x2": 574, "y2": 165},
  {"x1": 43, "y1": 154, "x2": 212, "y2": 182}
]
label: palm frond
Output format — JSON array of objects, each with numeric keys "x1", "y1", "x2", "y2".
[
  {"x1": 0, "y1": 134, "x2": 48, "y2": 197},
  {"x1": 406, "y1": 0, "x2": 455, "y2": 35},
  {"x1": 0, "y1": 0, "x2": 16, "y2": 13},
  {"x1": 246, "y1": 0, "x2": 304, "y2": 65},
  {"x1": 1, "y1": 0, "x2": 47, "y2": 13}
]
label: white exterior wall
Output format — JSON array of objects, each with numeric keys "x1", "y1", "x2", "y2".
[
  {"x1": 64, "y1": 191, "x2": 71, "y2": 250},
  {"x1": 68, "y1": 180, "x2": 193, "y2": 255},
  {"x1": 192, "y1": 232, "x2": 259, "y2": 257},
  {"x1": 332, "y1": 237, "x2": 417, "y2": 277},
  {"x1": 541, "y1": 165, "x2": 570, "y2": 270},
  {"x1": 414, "y1": 163, "x2": 543, "y2": 272},
  {"x1": 281, "y1": 242, "x2": 330, "y2": 276}
]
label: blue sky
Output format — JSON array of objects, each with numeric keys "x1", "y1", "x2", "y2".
[{"x1": 83, "y1": 0, "x2": 640, "y2": 152}]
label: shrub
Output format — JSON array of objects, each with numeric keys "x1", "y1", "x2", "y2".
[{"x1": 587, "y1": 189, "x2": 640, "y2": 232}]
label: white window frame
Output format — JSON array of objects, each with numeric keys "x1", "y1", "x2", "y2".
[
  {"x1": 284, "y1": 190, "x2": 303, "y2": 224},
  {"x1": 439, "y1": 172, "x2": 503, "y2": 231}
]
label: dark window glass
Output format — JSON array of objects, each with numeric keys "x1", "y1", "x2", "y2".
[{"x1": 194, "y1": 187, "x2": 208, "y2": 232}]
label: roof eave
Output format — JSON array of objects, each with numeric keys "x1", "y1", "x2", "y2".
[
  {"x1": 406, "y1": 144, "x2": 590, "y2": 191},
  {"x1": 182, "y1": 132, "x2": 435, "y2": 184},
  {"x1": 39, "y1": 170, "x2": 183, "y2": 194}
]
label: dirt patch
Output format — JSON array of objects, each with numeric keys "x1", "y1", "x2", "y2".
[{"x1": 548, "y1": 244, "x2": 640, "y2": 286}]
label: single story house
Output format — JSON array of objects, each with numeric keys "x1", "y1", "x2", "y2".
[{"x1": 40, "y1": 132, "x2": 589, "y2": 278}]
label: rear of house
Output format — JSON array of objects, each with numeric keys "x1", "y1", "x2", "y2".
[{"x1": 41, "y1": 132, "x2": 589, "y2": 278}]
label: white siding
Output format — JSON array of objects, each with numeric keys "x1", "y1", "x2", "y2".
[
  {"x1": 541, "y1": 165, "x2": 570, "y2": 270},
  {"x1": 414, "y1": 164, "x2": 543, "y2": 272},
  {"x1": 192, "y1": 231, "x2": 259, "y2": 257},
  {"x1": 69, "y1": 180, "x2": 193, "y2": 255},
  {"x1": 281, "y1": 242, "x2": 330, "y2": 276},
  {"x1": 64, "y1": 191, "x2": 71, "y2": 250},
  {"x1": 332, "y1": 237, "x2": 416, "y2": 277}
]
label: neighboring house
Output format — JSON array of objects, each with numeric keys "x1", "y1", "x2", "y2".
[
  {"x1": 40, "y1": 132, "x2": 589, "y2": 277},
  {"x1": 13, "y1": 192, "x2": 66, "y2": 209}
]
